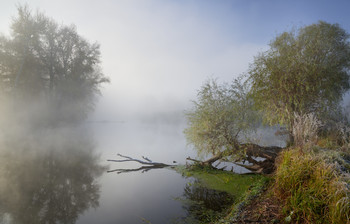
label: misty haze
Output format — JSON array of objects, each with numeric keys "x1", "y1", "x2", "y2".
[{"x1": 0, "y1": 1, "x2": 350, "y2": 224}]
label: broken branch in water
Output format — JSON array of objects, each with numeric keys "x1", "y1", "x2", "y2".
[
  {"x1": 107, "y1": 165, "x2": 167, "y2": 174},
  {"x1": 186, "y1": 144, "x2": 283, "y2": 174},
  {"x1": 107, "y1": 154, "x2": 174, "y2": 174}
]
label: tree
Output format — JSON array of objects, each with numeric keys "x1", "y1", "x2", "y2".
[
  {"x1": 184, "y1": 77, "x2": 282, "y2": 174},
  {"x1": 184, "y1": 78, "x2": 256, "y2": 159},
  {"x1": 184, "y1": 78, "x2": 282, "y2": 173},
  {"x1": 249, "y1": 21, "x2": 350, "y2": 132},
  {"x1": 0, "y1": 5, "x2": 109, "y2": 123}
]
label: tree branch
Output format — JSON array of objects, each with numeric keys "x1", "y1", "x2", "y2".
[
  {"x1": 107, "y1": 153, "x2": 168, "y2": 166},
  {"x1": 107, "y1": 154, "x2": 174, "y2": 174},
  {"x1": 107, "y1": 165, "x2": 168, "y2": 174}
]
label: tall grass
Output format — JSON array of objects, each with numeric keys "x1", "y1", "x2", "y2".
[
  {"x1": 274, "y1": 148, "x2": 350, "y2": 223},
  {"x1": 292, "y1": 113, "x2": 322, "y2": 148}
]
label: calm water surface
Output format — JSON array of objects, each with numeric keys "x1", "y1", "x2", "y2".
[
  {"x1": 0, "y1": 121, "x2": 216, "y2": 224},
  {"x1": 0, "y1": 119, "x2": 285, "y2": 224},
  {"x1": 77, "y1": 121, "x2": 197, "y2": 224}
]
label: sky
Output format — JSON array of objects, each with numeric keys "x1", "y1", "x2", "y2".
[{"x1": 1, "y1": 0, "x2": 350, "y2": 120}]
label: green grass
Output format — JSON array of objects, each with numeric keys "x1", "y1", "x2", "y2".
[
  {"x1": 274, "y1": 148, "x2": 350, "y2": 224},
  {"x1": 175, "y1": 165, "x2": 271, "y2": 223},
  {"x1": 176, "y1": 165, "x2": 268, "y2": 198}
]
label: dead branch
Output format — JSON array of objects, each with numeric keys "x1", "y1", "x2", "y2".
[
  {"x1": 186, "y1": 144, "x2": 283, "y2": 174},
  {"x1": 186, "y1": 157, "x2": 202, "y2": 163},
  {"x1": 107, "y1": 165, "x2": 169, "y2": 174},
  {"x1": 107, "y1": 154, "x2": 174, "y2": 174},
  {"x1": 107, "y1": 153, "x2": 170, "y2": 166},
  {"x1": 186, "y1": 151, "x2": 225, "y2": 166}
]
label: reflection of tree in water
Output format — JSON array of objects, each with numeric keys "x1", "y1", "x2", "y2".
[
  {"x1": 0, "y1": 129, "x2": 106, "y2": 224},
  {"x1": 176, "y1": 180, "x2": 234, "y2": 224}
]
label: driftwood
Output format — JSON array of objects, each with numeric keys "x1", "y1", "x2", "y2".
[
  {"x1": 107, "y1": 154, "x2": 174, "y2": 174},
  {"x1": 186, "y1": 144, "x2": 283, "y2": 174}
]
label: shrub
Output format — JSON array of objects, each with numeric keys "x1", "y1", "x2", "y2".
[
  {"x1": 318, "y1": 122, "x2": 350, "y2": 150},
  {"x1": 274, "y1": 148, "x2": 350, "y2": 223},
  {"x1": 334, "y1": 122, "x2": 350, "y2": 149}
]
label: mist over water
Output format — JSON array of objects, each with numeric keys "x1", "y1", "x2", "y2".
[
  {"x1": 0, "y1": 96, "x2": 199, "y2": 224},
  {"x1": 0, "y1": 111, "x2": 106, "y2": 224}
]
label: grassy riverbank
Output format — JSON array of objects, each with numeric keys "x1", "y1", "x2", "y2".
[
  {"x1": 175, "y1": 165, "x2": 271, "y2": 223},
  {"x1": 274, "y1": 147, "x2": 350, "y2": 223},
  {"x1": 176, "y1": 143, "x2": 350, "y2": 224}
]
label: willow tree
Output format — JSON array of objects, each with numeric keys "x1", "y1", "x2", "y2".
[
  {"x1": 249, "y1": 21, "x2": 350, "y2": 131},
  {"x1": 184, "y1": 78, "x2": 281, "y2": 172}
]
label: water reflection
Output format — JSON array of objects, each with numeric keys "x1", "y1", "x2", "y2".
[
  {"x1": 175, "y1": 180, "x2": 234, "y2": 224},
  {"x1": 0, "y1": 128, "x2": 106, "y2": 224}
]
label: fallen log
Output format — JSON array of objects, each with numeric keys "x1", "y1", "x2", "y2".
[
  {"x1": 107, "y1": 154, "x2": 174, "y2": 174},
  {"x1": 186, "y1": 144, "x2": 283, "y2": 174}
]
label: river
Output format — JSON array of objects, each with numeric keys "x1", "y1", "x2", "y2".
[
  {"x1": 77, "y1": 121, "x2": 196, "y2": 224},
  {"x1": 0, "y1": 117, "x2": 285, "y2": 224},
  {"x1": 0, "y1": 120, "x2": 223, "y2": 224}
]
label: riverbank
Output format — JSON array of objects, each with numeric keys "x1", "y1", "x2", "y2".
[
  {"x1": 175, "y1": 165, "x2": 271, "y2": 223},
  {"x1": 177, "y1": 145, "x2": 350, "y2": 224}
]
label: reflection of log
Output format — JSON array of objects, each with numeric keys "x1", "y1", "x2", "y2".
[
  {"x1": 107, "y1": 154, "x2": 173, "y2": 174},
  {"x1": 186, "y1": 144, "x2": 283, "y2": 174},
  {"x1": 107, "y1": 165, "x2": 168, "y2": 174}
]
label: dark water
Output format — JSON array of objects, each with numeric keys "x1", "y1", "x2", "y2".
[
  {"x1": 176, "y1": 180, "x2": 235, "y2": 223},
  {"x1": 0, "y1": 121, "x2": 236, "y2": 224}
]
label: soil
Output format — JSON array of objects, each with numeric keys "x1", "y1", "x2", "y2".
[{"x1": 232, "y1": 188, "x2": 284, "y2": 224}]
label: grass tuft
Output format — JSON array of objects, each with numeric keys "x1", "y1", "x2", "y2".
[{"x1": 274, "y1": 148, "x2": 350, "y2": 223}]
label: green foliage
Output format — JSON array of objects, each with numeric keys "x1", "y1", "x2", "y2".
[
  {"x1": 225, "y1": 177, "x2": 271, "y2": 223},
  {"x1": 176, "y1": 165, "x2": 270, "y2": 224},
  {"x1": 249, "y1": 21, "x2": 350, "y2": 129},
  {"x1": 275, "y1": 148, "x2": 350, "y2": 223},
  {"x1": 184, "y1": 77, "x2": 258, "y2": 157}
]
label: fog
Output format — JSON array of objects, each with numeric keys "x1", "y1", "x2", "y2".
[
  {"x1": 1, "y1": 1, "x2": 349, "y2": 122},
  {"x1": 0, "y1": 2, "x2": 334, "y2": 122}
]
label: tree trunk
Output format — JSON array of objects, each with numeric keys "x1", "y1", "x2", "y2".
[{"x1": 186, "y1": 144, "x2": 283, "y2": 174}]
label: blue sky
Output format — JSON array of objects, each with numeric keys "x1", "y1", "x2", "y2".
[{"x1": 0, "y1": 1, "x2": 349, "y2": 119}]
